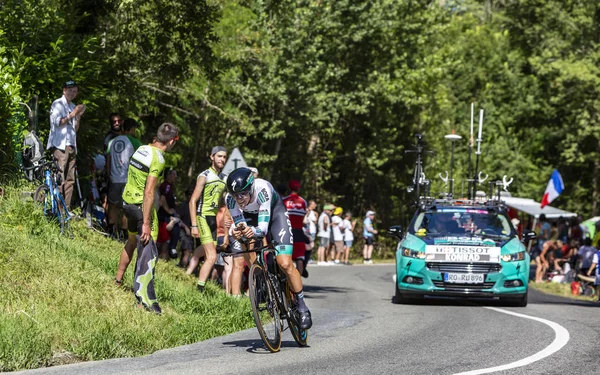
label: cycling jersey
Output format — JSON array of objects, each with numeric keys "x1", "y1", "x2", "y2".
[
  {"x1": 283, "y1": 193, "x2": 307, "y2": 229},
  {"x1": 225, "y1": 178, "x2": 293, "y2": 255},
  {"x1": 196, "y1": 167, "x2": 226, "y2": 217},
  {"x1": 122, "y1": 145, "x2": 165, "y2": 205}
]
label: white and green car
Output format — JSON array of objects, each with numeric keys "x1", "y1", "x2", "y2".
[{"x1": 389, "y1": 202, "x2": 535, "y2": 307}]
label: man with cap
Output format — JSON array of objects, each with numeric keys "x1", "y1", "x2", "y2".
[
  {"x1": 363, "y1": 210, "x2": 377, "y2": 264},
  {"x1": 283, "y1": 180, "x2": 310, "y2": 277},
  {"x1": 47, "y1": 80, "x2": 86, "y2": 209},
  {"x1": 187, "y1": 146, "x2": 228, "y2": 292}
]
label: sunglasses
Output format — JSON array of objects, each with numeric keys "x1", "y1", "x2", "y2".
[{"x1": 234, "y1": 190, "x2": 252, "y2": 200}]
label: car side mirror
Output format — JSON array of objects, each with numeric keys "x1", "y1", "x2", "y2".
[
  {"x1": 388, "y1": 225, "x2": 403, "y2": 239},
  {"x1": 522, "y1": 230, "x2": 536, "y2": 243}
]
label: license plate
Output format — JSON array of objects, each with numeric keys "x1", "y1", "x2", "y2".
[{"x1": 444, "y1": 273, "x2": 484, "y2": 284}]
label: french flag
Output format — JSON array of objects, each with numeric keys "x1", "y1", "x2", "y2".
[{"x1": 541, "y1": 170, "x2": 564, "y2": 208}]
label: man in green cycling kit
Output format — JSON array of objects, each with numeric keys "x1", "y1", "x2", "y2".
[
  {"x1": 116, "y1": 123, "x2": 179, "y2": 314},
  {"x1": 187, "y1": 146, "x2": 228, "y2": 292}
]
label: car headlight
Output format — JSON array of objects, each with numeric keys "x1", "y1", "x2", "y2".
[
  {"x1": 402, "y1": 247, "x2": 426, "y2": 259},
  {"x1": 501, "y1": 251, "x2": 526, "y2": 262}
]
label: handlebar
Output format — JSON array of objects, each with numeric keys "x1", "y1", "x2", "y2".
[
  {"x1": 220, "y1": 240, "x2": 280, "y2": 257},
  {"x1": 22, "y1": 160, "x2": 55, "y2": 171}
]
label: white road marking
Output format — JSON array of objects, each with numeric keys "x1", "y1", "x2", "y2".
[{"x1": 454, "y1": 307, "x2": 570, "y2": 375}]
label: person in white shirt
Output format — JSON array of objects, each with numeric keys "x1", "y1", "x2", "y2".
[
  {"x1": 331, "y1": 213, "x2": 344, "y2": 264},
  {"x1": 303, "y1": 200, "x2": 318, "y2": 264},
  {"x1": 47, "y1": 80, "x2": 86, "y2": 209},
  {"x1": 316, "y1": 204, "x2": 333, "y2": 265},
  {"x1": 342, "y1": 211, "x2": 356, "y2": 265}
]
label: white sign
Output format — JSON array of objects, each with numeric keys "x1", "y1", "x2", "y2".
[{"x1": 222, "y1": 147, "x2": 248, "y2": 176}]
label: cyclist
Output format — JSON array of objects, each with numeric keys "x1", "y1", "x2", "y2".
[
  {"x1": 116, "y1": 123, "x2": 179, "y2": 314},
  {"x1": 187, "y1": 146, "x2": 228, "y2": 292},
  {"x1": 225, "y1": 167, "x2": 313, "y2": 330}
]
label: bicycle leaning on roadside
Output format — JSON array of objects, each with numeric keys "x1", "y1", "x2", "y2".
[
  {"x1": 28, "y1": 160, "x2": 72, "y2": 235},
  {"x1": 223, "y1": 240, "x2": 309, "y2": 352}
]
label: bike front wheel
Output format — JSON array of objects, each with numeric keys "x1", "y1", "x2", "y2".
[
  {"x1": 248, "y1": 263, "x2": 282, "y2": 352},
  {"x1": 33, "y1": 185, "x2": 52, "y2": 216}
]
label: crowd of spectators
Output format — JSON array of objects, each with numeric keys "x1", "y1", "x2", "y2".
[{"x1": 44, "y1": 81, "x2": 378, "y2": 305}]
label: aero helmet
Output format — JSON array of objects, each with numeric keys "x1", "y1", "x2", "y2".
[{"x1": 227, "y1": 167, "x2": 255, "y2": 195}]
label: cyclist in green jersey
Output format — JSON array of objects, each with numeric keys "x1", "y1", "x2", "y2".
[
  {"x1": 115, "y1": 123, "x2": 179, "y2": 314},
  {"x1": 187, "y1": 146, "x2": 228, "y2": 292}
]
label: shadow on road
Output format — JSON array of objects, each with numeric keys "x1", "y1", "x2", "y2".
[
  {"x1": 304, "y1": 284, "x2": 352, "y2": 299},
  {"x1": 222, "y1": 339, "x2": 309, "y2": 354}
]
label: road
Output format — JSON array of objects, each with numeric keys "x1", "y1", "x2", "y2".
[{"x1": 13, "y1": 264, "x2": 600, "y2": 375}]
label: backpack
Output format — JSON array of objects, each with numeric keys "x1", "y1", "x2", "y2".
[{"x1": 22, "y1": 131, "x2": 45, "y2": 181}]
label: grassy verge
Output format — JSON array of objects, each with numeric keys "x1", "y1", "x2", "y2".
[
  {"x1": 0, "y1": 186, "x2": 255, "y2": 372},
  {"x1": 529, "y1": 281, "x2": 598, "y2": 302}
]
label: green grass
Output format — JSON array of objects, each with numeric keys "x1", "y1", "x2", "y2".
[
  {"x1": 529, "y1": 280, "x2": 598, "y2": 302},
  {"x1": 0, "y1": 186, "x2": 255, "y2": 372}
]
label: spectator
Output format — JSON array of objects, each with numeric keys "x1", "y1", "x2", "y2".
[
  {"x1": 342, "y1": 211, "x2": 356, "y2": 265},
  {"x1": 535, "y1": 239, "x2": 563, "y2": 283},
  {"x1": 187, "y1": 146, "x2": 228, "y2": 293},
  {"x1": 331, "y1": 209, "x2": 344, "y2": 264},
  {"x1": 157, "y1": 169, "x2": 180, "y2": 260},
  {"x1": 249, "y1": 167, "x2": 259, "y2": 178},
  {"x1": 116, "y1": 122, "x2": 179, "y2": 314},
  {"x1": 570, "y1": 216, "x2": 583, "y2": 243},
  {"x1": 106, "y1": 118, "x2": 141, "y2": 239},
  {"x1": 47, "y1": 80, "x2": 86, "y2": 209},
  {"x1": 303, "y1": 199, "x2": 318, "y2": 265},
  {"x1": 104, "y1": 113, "x2": 122, "y2": 153},
  {"x1": 585, "y1": 246, "x2": 600, "y2": 303},
  {"x1": 316, "y1": 204, "x2": 333, "y2": 265},
  {"x1": 557, "y1": 217, "x2": 568, "y2": 243},
  {"x1": 283, "y1": 180, "x2": 309, "y2": 277},
  {"x1": 176, "y1": 186, "x2": 195, "y2": 268},
  {"x1": 577, "y1": 237, "x2": 596, "y2": 276},
  {"x1": 363, "y1": 210, "x2": 377, "y2": 264},
  {"x1": 537, "y1": 214, "x2": 551, "y2": 253}
]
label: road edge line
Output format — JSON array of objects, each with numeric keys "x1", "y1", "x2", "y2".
[{"x1": 453, "y1": 307, "x2": 570, "y2": 375}]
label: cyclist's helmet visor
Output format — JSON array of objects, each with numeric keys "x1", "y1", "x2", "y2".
[{"x1": 227, "y1": 167, "x2": 255, "y2": 196}]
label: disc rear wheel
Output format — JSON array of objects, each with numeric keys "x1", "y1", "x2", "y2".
[{"x1": 248, "y1": 264, "x2": 282, "y2": 352}]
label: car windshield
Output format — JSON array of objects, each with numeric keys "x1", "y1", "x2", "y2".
[{"x1": 411, "y1": 208, "x2": 513, "y2": 239}]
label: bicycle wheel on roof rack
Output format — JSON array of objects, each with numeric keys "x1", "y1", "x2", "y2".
[{"x1": 248, "y1": 263, "x2": 282, "y2": 352}]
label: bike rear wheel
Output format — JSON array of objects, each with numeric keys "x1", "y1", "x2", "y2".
[
  {"x1": 33, "y1": 185, "x2": 52, "y2": 216},
  {"x1": 248, "y1": 263, "x2": 282, "y2": 352},
  {"x1": 285, "y1": 282, "x2": 308, "y2": 347}
]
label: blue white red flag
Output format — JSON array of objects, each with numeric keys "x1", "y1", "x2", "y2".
[{"x1": 540, "y1": 169, "x2": 564, "y2": 208}]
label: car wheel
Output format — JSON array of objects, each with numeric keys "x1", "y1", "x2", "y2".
[{"x1": 502, "y1": 291, "x2": 527, "y2": 307}]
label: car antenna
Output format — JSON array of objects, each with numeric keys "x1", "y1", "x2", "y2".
[
  {"x1": 405, "y1": 134, "x2": 433, "y2": 206},
  {"x1": 473, "y1": 108, "x2": 488, "y2": 199}
]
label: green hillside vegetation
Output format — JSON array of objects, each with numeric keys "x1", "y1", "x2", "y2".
[{"x1": 0, "y1": 187, "x2": 255, "y2": 372}]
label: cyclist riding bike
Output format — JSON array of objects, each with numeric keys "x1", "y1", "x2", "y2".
[{"x1": 225, "y1": 167, "x2": 313, "y2": 330}]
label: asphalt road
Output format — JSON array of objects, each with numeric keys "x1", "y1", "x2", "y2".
[{"x1": 13, "y1": 264, "x2": 600, "y2": 375}]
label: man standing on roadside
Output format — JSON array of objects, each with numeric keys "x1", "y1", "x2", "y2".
[
  {"x1": 317, "y1": 204, "x2": 333, "y2": 265},
  {"x1": 363, "y1": 210, "x2": 377, "y2": 264},
  {"x1": 187, "y1": 146, "x2": 228, "y2": 292},
  {"x1": 47, "y1": 80, "x2": 86, "y2": 209},
  {"x1": 283, "y1": 180, "x2": 309, "y2": 277},
  {"x1": 104, "y1": 113, "x2": 123, "y2": 153},
  {"x1": 106, "y1": 118, "x2": 141, "y2": 238},
  {"x1": 116, "y1": 123, "x2": 179, "y2": 314}
]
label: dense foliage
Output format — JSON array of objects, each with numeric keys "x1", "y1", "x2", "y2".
[{"x1": 2, "y1": 0, "x2": 599, "y2": 226}]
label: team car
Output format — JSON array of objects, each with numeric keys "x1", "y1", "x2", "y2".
[{"x1": 389, "y1": 199, "x2": 536, "y2": 307}]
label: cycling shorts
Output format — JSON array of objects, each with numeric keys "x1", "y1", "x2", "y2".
[
  {"x1": 197, "y1": 215, "x2": 217, "y2": 245},
  {"x1": 123, "y1": 203, "x2": 158, "y2": 240}
]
